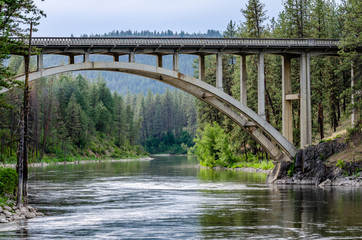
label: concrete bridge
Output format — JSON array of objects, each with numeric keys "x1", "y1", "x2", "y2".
[{"x1": 7, "y1": 37, "x2": 343, "y2": 162}]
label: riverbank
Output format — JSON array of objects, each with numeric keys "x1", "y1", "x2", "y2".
[
  {"x1": 267, "y1": 131, "x2": 362, "y2": 187},
  {"x1": 197, "y1": 164, "x2": 271, "y2": 174},
  {"x1": 2, "y1": 157, "x2": 153, "y2": 169},
  {"x1": 0, "y1": 203, "x2": 43, "y2": 223}
]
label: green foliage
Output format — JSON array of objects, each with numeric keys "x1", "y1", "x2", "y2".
[
  {"x1": 345, "y1": 124, "x2": 361, "y2": 142},
  {"x1": 336, "y1": 159, "x2": 345, "y2": 169},
  {"x1": 287, "y1": 159, "x2": 296, "y2": 177},
  {"x1": 0, "y1": 167, "x2": 18, "y2": 196},
  {"x1": 232, "y1": 160, "x2": 274, "y2": 170},
  {"x1": 0, "y1": 0, "x2": 45, "y2": 108},
  {"x1": 192, "y1": 122, "x2": 239, "y2": 167}
]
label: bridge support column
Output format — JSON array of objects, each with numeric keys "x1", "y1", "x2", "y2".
[
  {"x1": 157, "y1": 55, "x2": 163, "y2": 68},
  {"x1": 351, "y1": 64, "x2": 359, "y2": 126},
  {"x1": 129, "y1": 52, "x2": 135, "y2": 62},
  {"x1": 282, "y1": 55, "x2": 293, "y2": 143},
  {"x1": 300, "y1": 52, "x2": 312, "y2": 148},
  {"x1": 240, "y1": 54, "x2": 247, "y2": 105},
  {"x1": 113, "y1": 54, "x2": 120, "y2": 62},
  {"x1": 199, "y1": 55, "x2": 205, "y2": 81},
  {"x1": 37, "y1": 53, "x2": 44, "y2": 71},
  {"x1": 83, "y1": 52, "x2": 89, "y2": 63},
  {"x1": 173, "y1": 52, "x2": 179, "y2": 72},
  {"x1": 216, "y1": 53, "x2": 223, "y2": 91},
  {"x1": 258, "y1": 52, "x2": 265, "y2": 120},
  {"x1": 69, "y1": 55, "x2": 75, "y2": 64}
]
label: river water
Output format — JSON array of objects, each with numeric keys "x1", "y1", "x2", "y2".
[{"x1": 0, "y1": 156, "x2": 361, "y2": 239}]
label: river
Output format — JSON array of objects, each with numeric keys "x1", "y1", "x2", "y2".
[{"x1": 0, "y1": 156, "x2": 361, "y2": 239}]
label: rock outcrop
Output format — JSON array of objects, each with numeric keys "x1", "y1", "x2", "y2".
[
  {"x1": 267, "y1": 139, "x2": 362, "y2": 186},
  {"x1": 0, "y1": 203, "x2": 43, "y2": 223}
]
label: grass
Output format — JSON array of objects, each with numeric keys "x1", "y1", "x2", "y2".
[{"x1": 231, "y1": 160, "x2": 274, "y2": 170}]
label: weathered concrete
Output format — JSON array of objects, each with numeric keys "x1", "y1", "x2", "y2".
[
  {"x1": 240, "y1": 54, "x2": 247, "y2": 105},
  {"x1": 157, "y1": 55, "x2": 163, "y2": 68},
  {"x1": 282, "y1": 55, "x2": 293, "y2": 143},
  {"x1": 113, "y1": 54, "x2": 120, "y2": 62},
  {"x1": 199, "y1": 55, "x2": 205, "y2": 82},
  {"x1": 258, "y1": 52, "x2": 265, "y2": 120},
  {"x1": 69, "y1": 55, "x2": 75, "y2": 64},
  {"x1": 216, "y1": 53, "x2": 223, "y2": 91},
  {"x1": 300, "y1": 52, "x2": 312, "y2": 148},
  {"x1": 129, "y1": 52, "x2": 135, "y2": 62},
  {"x1": 351, "y1": 65, "x2": 359, "y2": 126},
  {"x1": 83, "y1": 52, "x2": 89, "y2": 63},
  {"x1": 37, "y1": 53, "x2": 44, "y2": 71},
  {"x1": 173, "y1": 52, "x2": 179, "y2": 72},
  {"x1": 12, "y1": 61, "x2": 298, "y2": 161}
]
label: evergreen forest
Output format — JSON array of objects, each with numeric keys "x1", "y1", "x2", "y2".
[{"x1": 0, "y1": 0, "x2": 360, "y2": 170}]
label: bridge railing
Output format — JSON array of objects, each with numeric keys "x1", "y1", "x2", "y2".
[{"x1": 10, "y1": 37, "x2": 340, "y2": 48}]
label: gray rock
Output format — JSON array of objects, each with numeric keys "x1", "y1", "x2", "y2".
[
  {"x1": 319, "y1": 179, "x2": 332, "y2": 186},
  {"x1": 0, "y1": 218, "x2": 8, "y2": 223},
  {"x1": 25, "y1": 212, "x2": 36, "y2": 219},
  {"x1": 36, "y1": 212, "x2": 44, "y2": 217},
  {"x1": 295, "y1": 149, "x2": 304, "y2": 170},
  {"x1": 3, "y1": 205, "x2": 12, "y2": 212},
  {"x1": 28, "y1": 206, "x2": 35, "y2": 213},
  {"x1": 19, "y1": 206, "x2": 27, "y2": 214},
  {"x1": 13, "y1": 215, "x2": 22, "y2": 221},
  {"x1": 3, "y1": 210, "x2": 12, "y2": 218}
]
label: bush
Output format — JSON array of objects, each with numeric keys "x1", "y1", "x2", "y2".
[
  {"x1": 336, "y1": 159, "x2": 345, "y2": 169},
  {"x1": 193, "y1": 122, "x2": 239, "y2": 167},
  {"x1": 0, "y1": 167, "x2": 18, "y2": 196}
]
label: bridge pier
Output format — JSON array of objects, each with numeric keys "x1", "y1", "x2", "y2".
[
  {"x1": 240, "y1": 55, "x2": 247, "y2": 105},
  {"x1": 199, "y1": 55, "x2": 205, "y2": 81},
  {"x1": 300, "y1": 52, "x2": 312, "y2": 148},
  {"x1": 83, "y1": 52, "x2": 89, "y2": 63},
  {"x1": 36, "y1": 53, "x2": 44, "y2": 72},
  {"x1": 216, "y1": 53, "x2": 223, "y2": 91},
  {"x1": 173, "y1": 52, "x2": 179, "y2": 72},
  {"x1": 129, "y1": 52, "x2": 135, "y2": 62},
  {"x1": 157, "y1": 55, "x2": 163, "y2": 68},
  {"x1": 351, "y1": 65, "x2": 359, "y2": 126},
  {"x1": 113, "y1": 54, "x2": 120, "y2": 62},
  {"x1": 258, "y1": 53, "x2": 265, "y2": 120},
  {"x1": 282, "y1": 55, "x2": 293, "y2": 143},
  {"x1": 69, "y1": 55, "x2": 75, "y2": 64}
]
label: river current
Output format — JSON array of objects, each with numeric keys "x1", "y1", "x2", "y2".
[{"x1": 0, "y1": 156, "x2": 361, "y2": 239}]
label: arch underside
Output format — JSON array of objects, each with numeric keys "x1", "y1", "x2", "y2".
[{"x1": 13, "y1": 61, "x2": 298, "y2": 162}]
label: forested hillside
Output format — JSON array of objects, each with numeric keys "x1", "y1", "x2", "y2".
[
  {"x1": 41, "y1": 29, "x2": 222, "y2": 95},
  {"x1": 192, "y1": 0, "x2": 361, "y2": 168}
]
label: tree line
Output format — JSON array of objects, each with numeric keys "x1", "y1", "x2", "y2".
[{"x1": 192, "y1": 0, "x2": 361, "y2": 168}]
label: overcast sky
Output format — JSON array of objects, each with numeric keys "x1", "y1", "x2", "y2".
[{"x1": 33, "y1": 0, "x2": 341, "y2": 37}]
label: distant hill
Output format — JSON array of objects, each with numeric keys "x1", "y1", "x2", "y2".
[{"x1": 43, "y1": 29, "x2": 222, "y2": 95}]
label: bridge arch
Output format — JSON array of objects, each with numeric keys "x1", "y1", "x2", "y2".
[{"x1": 13, "y1": 61, "x2": 298, "y2": 162}]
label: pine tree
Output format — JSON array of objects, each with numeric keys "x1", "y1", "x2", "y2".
[{"x1": 240, "y1": 0, "x2": 268, "y2": 37}]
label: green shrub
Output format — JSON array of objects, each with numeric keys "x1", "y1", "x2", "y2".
[
  {"x1": 193, "y1": 122, "x2": 239, "y2": 168},
  {"x1": 336, "y1": 159, "x2": 345, "y2": 169},
  {"x1": 345, "y1": 125, "x2": 361, "y2": 142},
  {"x1": 0, "y1": 167, "x2": 18, "y2": 196},
  {"x1": 287, "y1": 160, "x2": 296, "y2": 177}
]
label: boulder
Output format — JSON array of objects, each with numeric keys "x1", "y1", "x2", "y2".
[
  {"x1": 0, "y1": 218, "x2": 8, "y2": 223},
  {"x1": 3, "y1": 205, "x2": 12, "y2": 212},
  {"x1": 3, "y1": 210, "x2": 12, "y2": 218}
]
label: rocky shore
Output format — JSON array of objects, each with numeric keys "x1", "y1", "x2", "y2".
[
  {"x1": 0, "y1": 202, "x2": 44, "y2": 223},
  {"x1": 267, "y1": 139, "x2": 362, "y2": 187}
]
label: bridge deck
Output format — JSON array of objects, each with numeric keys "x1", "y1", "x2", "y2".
[{"x1": 12, "y1": 37, "x2": 341, "y2": 56}]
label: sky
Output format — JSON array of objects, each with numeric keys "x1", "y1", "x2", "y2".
[{"x1": 32, "y1": 0, "x2": 340, "y2": 37}]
